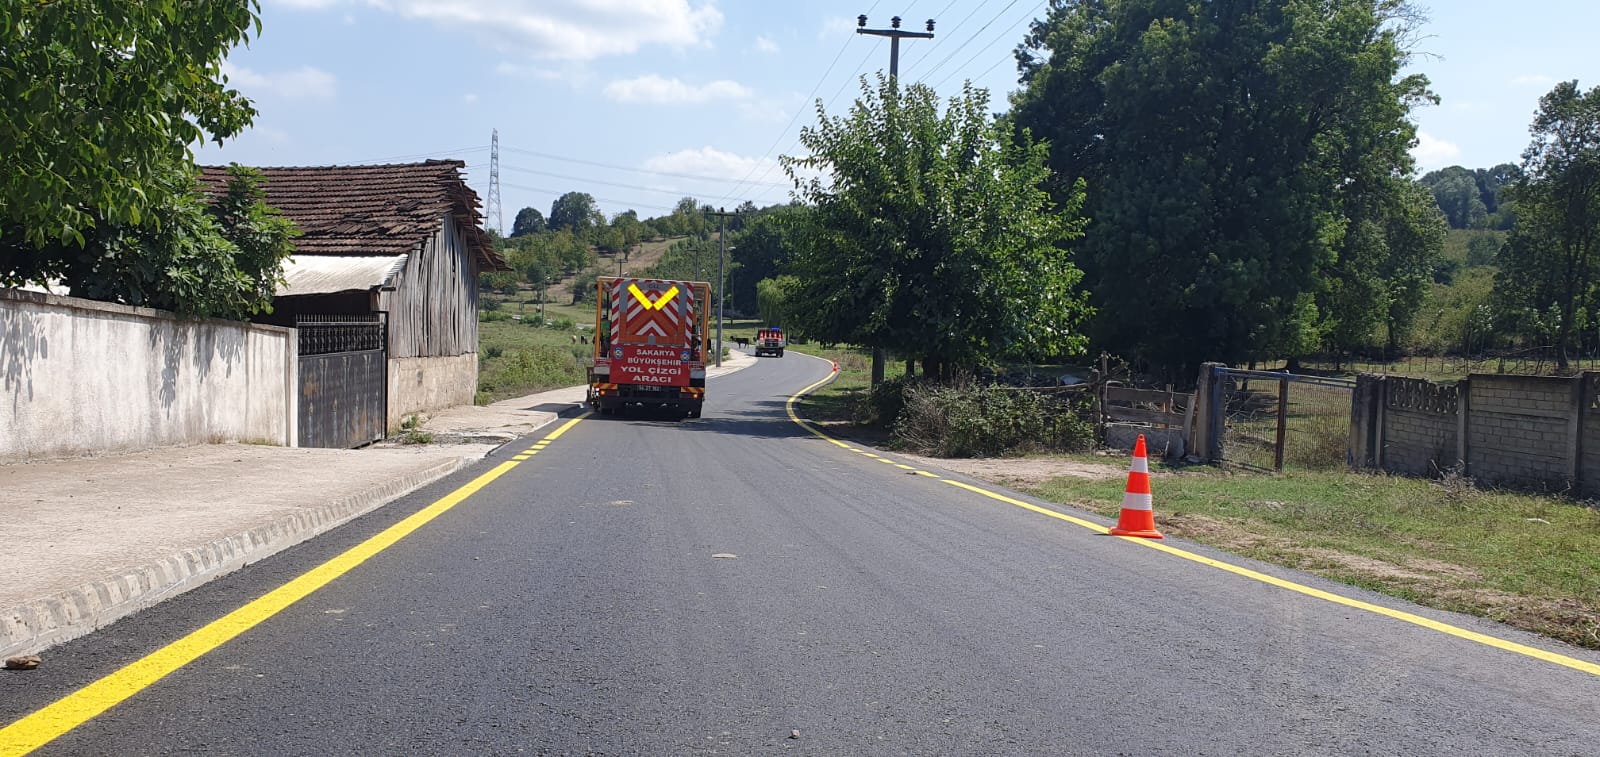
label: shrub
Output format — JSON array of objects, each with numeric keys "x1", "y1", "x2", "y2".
[
  {"x1": 858, "y1": 374, "x2": 920, "y2": 427},
  {"x1": 547, "y1": 317, "x2": 575, "y2": 330},
  {"x1": 484, "y1": 345, "x2": 504, "y2": 359},
  {"x1": 891, "y1": 382, "x2": 1094, "y2": 458}
]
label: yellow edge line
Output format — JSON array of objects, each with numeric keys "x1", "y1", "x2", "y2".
[
  {"x1": 780, "y1": 366, "x2": 1600, "y2": 678},
  {"x1": 0, "y1": 415, "x2": 591, "y2": 754}
]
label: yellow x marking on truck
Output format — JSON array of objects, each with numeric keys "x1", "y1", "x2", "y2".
[{"x1": 629, "y1": 283, "x2": 679, "y2": 310}]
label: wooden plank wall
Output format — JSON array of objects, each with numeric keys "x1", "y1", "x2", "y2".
[{"x1": 380, "y1": 214, "x2": 480, "y2": 359}]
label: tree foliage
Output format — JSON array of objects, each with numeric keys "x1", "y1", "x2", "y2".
[
  {"x1": 510, "y1": 206, "x2": 546, "y2": 237},
  {"x1": 0, "y1": 0, "x2": 259, "y2": 248},
  {"x1": 1, "y1": 165, "x2": 296, "y2": 319},
  {"x1": 1494, "y1": 81, "x2": 1600, "y2": 369},
  {"x1": 549, "y1": 192, "x2": 604, "y2": 236},
  {"x1": 755, "y1": 275, "x2": 800, "y2": 328},
  {"x1": 1010, "y1": 0, "x2": 1432, "y2": 375},
  {"x1": 784, "y1": 76, "x2": 1090, "y2": 377},
  {"x1": 728, "y1": 206, "x2": 809, "y2": 315}
]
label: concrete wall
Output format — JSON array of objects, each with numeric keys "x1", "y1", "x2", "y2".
[
  {"x1": 1381, "y1": 378, "x2": 1459, "y2": 477},
  {"x1": 1465, "y1": 375, "x2": 1574, "y2": 489},
  {"x1": 387, "y1": 352, "x2": 477, "y2": 429},
  {"x1": 1, "y1": 289, "x2": 296, "y2": 462},
  {"x1": 1352, "y1": 372, "x2": 1598, "y2": 494}
]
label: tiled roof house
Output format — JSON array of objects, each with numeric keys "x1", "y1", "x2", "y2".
[{"x1": 200, "y1": 160, "x2": 509, "y2": 433}]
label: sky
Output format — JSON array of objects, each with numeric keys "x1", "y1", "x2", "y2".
[{"x1": 197, "y1": 0, "x2": 1600, "y2": 231}]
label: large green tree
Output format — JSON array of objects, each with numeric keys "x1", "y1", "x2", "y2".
[
  {"x1": 0, "y1": 1, "x2": 292, "y2": 318},
  {"x1": 783, "y1": 77, "x2": 1091, "y2": 381},
  {"x1": 0, "y1": 0, "x2": 258, "y2": 247},
  {"x1": 549, "y1": 192, "x2": 604, "y2": 236},
  {"x1": 510, "y1": 206, "x2": 546, "y2": 237},
  {"x1": 727, "y1": 206, "x2": 809, "y2": 315},
  {"x1": 1010, "y1": 0, "x2": 1432, "y2": 376},
  {"x1": 1494, "y1": 80, "x2": 1600, "y2": 370}
]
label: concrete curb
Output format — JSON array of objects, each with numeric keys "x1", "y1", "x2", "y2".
[{"x1": 1, "y1": 456, "x2": 466, "y2": 659}]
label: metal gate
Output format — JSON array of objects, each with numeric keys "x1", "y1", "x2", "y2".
[
  {"x1": 1211, "y1": 368, "x2": 1355, "y2": 470},
  {"x1": 297, "y1": 314, "x2": 387, "y2": 449}
]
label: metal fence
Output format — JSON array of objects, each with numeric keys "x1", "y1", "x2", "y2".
[{"x1": 1215, "y1": 369, "x2": 1356, "y2": 471}]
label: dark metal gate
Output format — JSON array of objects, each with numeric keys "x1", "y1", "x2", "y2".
[
  {"x1": 298, "y1": 314, "x2": 387, "y2": 448},
  {"x1": 1211, "y1": 368, "x2": 1356, "y2": 471}
]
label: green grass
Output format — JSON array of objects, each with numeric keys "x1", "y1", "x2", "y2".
[
  {"x1": 787, "y1": 343, "x2": 874, "y2": 423},
  {"x1": 476, "y1": 316, "x2": 590, "y2": 404},
  {"x1": 1029, "y1": 465, "x2": 1600, "y2": 648}
]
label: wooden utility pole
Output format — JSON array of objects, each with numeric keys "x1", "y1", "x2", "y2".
[{"x1": 856, "y1": 14, "x2": 934, "y2": 386}]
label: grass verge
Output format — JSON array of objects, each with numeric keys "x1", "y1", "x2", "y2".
[{"x1": 1029, "y1": 465, "x2": 1600, "y2": 649}]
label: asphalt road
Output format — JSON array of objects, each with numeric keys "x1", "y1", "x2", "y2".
[{"x1": 4, "y1": 352, "x2": 1599, "y2": 755}]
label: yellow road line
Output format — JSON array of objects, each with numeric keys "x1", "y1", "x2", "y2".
[
  {"x1": 782, "y1": 370, "x2": 1600, "y2": 679},
  {"x1": 0, "y1": 415, "x2": 590, "y2": 755}
]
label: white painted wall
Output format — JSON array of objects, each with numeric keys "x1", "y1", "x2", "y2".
[
  {"x1": 0, "y1": 289, "x2": 296, "y2": 462},
  {"x1": 387, "y1": 353, "x2": 477, "y2": 429}
]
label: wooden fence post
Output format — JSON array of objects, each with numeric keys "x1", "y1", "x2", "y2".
[{"x1": 1274, "y1": 376, "x2": 1289, "y2": 471}]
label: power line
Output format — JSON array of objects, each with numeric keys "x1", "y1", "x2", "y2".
[
  {"x1": 724, "y1": 1, "x2": 886, "y2": 200},
  {"x1": 499, "y1": 146, "x2": 791, "y2": 189},
  {"x1": 499, "y1": 163, "x2": 766, "y2": 201},
  {"x1": 920, "y1": 0, "x2": 1025, "y2": 82},
  {"x1": 498, "y1": 181, "x2": 678, "y2": 214},
  {"x1": 903, "y1": 0, "x2": 987, "y2": 73},
  {"x1": 929, "y1": 1, "x2": 1043, "y2": 90}
]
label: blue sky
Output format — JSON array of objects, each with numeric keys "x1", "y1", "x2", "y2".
[{"x1": 198, "y1": 0, "x2": 1600, "y2": 230}]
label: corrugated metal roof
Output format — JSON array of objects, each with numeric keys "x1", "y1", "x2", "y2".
[{"x1": 278, "y1": 255, "x2": 408, "y2": 297}]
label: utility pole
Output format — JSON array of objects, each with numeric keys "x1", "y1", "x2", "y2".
[
  {"x1": 857, "y1": 14, "x2": 934, "y2": 386},
  {"x1": 707, "y1": 207, "x2": 736, "y2": 368}
]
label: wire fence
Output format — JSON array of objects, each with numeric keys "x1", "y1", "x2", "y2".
[{"x1": 1218, "y1": 370, "x2": 1355, "y2": 471}]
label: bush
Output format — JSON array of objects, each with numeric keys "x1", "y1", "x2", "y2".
[
  {"x1": 891, "y1": 382, "x2": 1094, "y2": 458},
  {"x1": 858, "y1": 374, "x2": 920, "y2": 427},
  {"x1": 481, "y1": 298, "x2": 501, "y2": 312},
  {"x1": 547, "y1": 316, "x2": 575, "y2": 330},
  {"x1": 484, "y1": 345, "x2": 504, "y2": 359}
]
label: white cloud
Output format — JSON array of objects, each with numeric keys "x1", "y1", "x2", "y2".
[
  {"x1": 272, "y1": 0, "x2": 341, "y2": 8},
  {"x1": 604, "y1": 75, "x2": 752, "y2": 104},
  {"x1": 643, "y1": 146, "x2": 822, "y2": 193},
  {"x1": 645, "y1": 146, "x2": 774, "y2": 182},
  {"x1": 1511, "y1": 74, "x2": 1555, "y2": 88},
  {"x1": 345, "y1": 0, "x2": 724, "y2": 61},
  {"x1": 1411, "y1": 130, "x2": 1462, "y2": 172},
  {"x1": 754, "y1": 35, "x2": 779, "y2": 54},
  {"x1": 463, "y1": 93, "x2": 480, "y2": 104},
  {"x1": 220, "y1": 62, "x2": 337, "y2": 100},
  {"x1": 819, "y1": 15, "x2": 858, "y2": 40}
]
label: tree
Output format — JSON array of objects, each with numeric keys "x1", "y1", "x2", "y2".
[
  {"x1": 1494, "y1": 81, "x2": 1600, "y2": 370},
  {"x1": 510, "y1": 207, "x2": 546, "y2": 237},
  {"x1": 756, "y1": 275, "x2": 800, "y2": 328},
  {"x1": 1010, "y1": 0, "x2": 1432, "y2": 376},
  {"x1": 1422, "y1": 166, "x2": 1490, "y2": 229},
  {"x1": 549, "y1": 192, "x2": 603, "y2": 236},
  {"x1": 1, "y1": 165, "x2": 296, "y2": 319},
  {"x1": 0, "y1": 1, "x2": 258, "y2": 248},
  {"x1": 784, "y1": 76, "x2": 1090, "y2": 381},
  {"x1": 728, "y1": 206, "x2": 809, "y2": 315}
]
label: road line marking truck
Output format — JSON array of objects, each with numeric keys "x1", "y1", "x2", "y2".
[
  {"x1": 754, "y1": 327, "x2": 786, "y2": 358},
  {"x1": 587, "y1": 276, "x2": 711, "y2": 418}
]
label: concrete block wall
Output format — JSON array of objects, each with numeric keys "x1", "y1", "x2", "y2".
[
  {"x1": 1, "y1": 289, "x2": 297, "y2": 462},
  {"x1": 1382, "y1": 408, "x2": 1457, "y2": 476},
  {"x1": 1355, "y1": 372, "x2": 1598, "y2": 493},
  {"x1": 1465, "y1": 375, "x2": 1573, "y2": 490}
]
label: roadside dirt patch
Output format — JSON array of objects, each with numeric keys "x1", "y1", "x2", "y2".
[{"x1": 897, "y1": 453, "x2": 1125, "y2": 487}]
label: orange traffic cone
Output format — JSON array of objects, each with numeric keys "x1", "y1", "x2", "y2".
[{"x1": 1110, "y1": 434, "x2": 1164, "y2": 538}]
